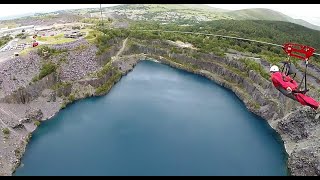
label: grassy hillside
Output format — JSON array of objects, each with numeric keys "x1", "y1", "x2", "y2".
[
  {"x1": 130, "y1": 20, "x2": 320, "y2": 50},
  {"x1": 179, "y1": 4, "x2": 230, "y2": 12},
  {"x1": 0, "y1": 35, "x2": 12, "y2": 48},
  {"x1": 226, "y1": 8, "x2": 320, "y2": 31},
  {"x1": 127, "y1": 19, "x2": 320, "y2": 66},
  {"x1": 109, "y1": 4, "x2": 227, "y2": 12},
  {"x1": 226, "y1": 8, "x2": 292, "y2": 21},
  {"x1": 108, "y1": 4, "x2": 233, "y2": 21},
  {"x1": 195, "y1": 20, "x2": 320, "y2": 49},
  {"x1": 106, "y1": 4, "x2": 320, "y2": 31},
  {"x1": 292, "y1": 19, "x2": 320, "y2": 31}
]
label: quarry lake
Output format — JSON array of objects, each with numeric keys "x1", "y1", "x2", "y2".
[{"x1": 14, "y1": 60, "x2": 288, "y2": 176}]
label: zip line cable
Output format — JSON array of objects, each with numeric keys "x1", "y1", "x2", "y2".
[{"x1": 130, "y1": 29, "x2": 320, "y2": 57}]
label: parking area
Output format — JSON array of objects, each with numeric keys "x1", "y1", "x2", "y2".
[
  {"x1": 0, "y1": 22, "x2": 93, "y2": 64},
  {"x1": 0, "y1": 39, "x2": 32, "y2": 52}
]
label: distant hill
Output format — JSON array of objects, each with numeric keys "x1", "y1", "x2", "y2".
[
  {"x1": 107, "y1": 4, "x2": 224, "y2": 14},
  {"x1": 1, "y1": 4, "x2": 320, "y2": 31},
  {"x1": 0, "y1": 13, "x2": 35, "y2": 20},
  {"x1": 155, "y1": 4, "x2": 229, "y2": 12},
  {"x1": 225, "y1": 8, "x2": 320, "y2": 31},
  {"x1": 107, "y1": 4, "x2": 233, "y2": 21},
  {"x1": 292, "y1": 19, "x2": 320, "y2": 31},
  {"x1": 108, "y1": 4, "x2": 228, "y2": 11},
  {"x1": 226, "y1": 8, "x2": 292, "y2": 21},
  {"x1": 106, "y1": 5, "x2": 320, "y2": 31}
]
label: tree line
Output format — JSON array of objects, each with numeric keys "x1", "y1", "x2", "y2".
[{"x1": 93, "y1": 19, "x2": 320, "y2": 65}]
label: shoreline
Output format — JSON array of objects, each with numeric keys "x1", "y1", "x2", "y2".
[
  {"x1": 141, "y1": 58, "x2": 291, "y2": 175},
  {"x1": 3, "y1": 38, "x2": 318, "y2": 176},
  {"x1": 13, "y1": 58, "x2": 291, "y2": 176}
]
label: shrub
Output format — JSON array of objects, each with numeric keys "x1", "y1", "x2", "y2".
[
  {"x1": 34, "y1": 121, "x2": 41, "y2": 126},
  {"x1": 2, "y1": 128, "x2": 10, "y2": 134},
  {"x1": 33, "y1": 62, "x2": 57, "y2": 82}
]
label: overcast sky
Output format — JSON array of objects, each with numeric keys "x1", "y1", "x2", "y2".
[{"x1": 0, "y1": 4, "x2": 320, "y2": 26}]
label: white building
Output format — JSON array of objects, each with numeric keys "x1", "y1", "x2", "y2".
[
  {"x1": 0, "y1": 25, "x2": 35, "y2": 36},
  {"x1": 34, "y1": 26, "x2": 52, "y2": 31}
]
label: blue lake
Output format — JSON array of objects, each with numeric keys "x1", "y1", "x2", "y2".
[{"x1": 14, "y1": 60, "x2": 288, "y2": 176}]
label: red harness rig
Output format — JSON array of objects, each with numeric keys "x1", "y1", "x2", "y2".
[{"x1": 281, "y1": 43, "x2": 316, "y2": 94}]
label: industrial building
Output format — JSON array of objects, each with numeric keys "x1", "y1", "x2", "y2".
[{"x1": 0, "y1": 25, "x2": 35, "y2": 36}]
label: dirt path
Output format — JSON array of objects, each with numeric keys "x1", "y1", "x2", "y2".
[
  {"x1": 112, "y1": 37, "x2": 128, "y2": 62},
  {"x1": 0, "y1": 107, "x2": 20, "y2": 120}
]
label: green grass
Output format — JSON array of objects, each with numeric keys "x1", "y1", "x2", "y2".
[
  {"x1": 68, "y1": 94, "x2": 76, "y2": 102},
  {"x1": 26, "y1": 133, "x2": 32, "y2": 143},
  {"x1": 2, "y1": 128, "x2": 10, "y2": 135},
  {"x1": 96, "y1": 62, "x2": 113, "y2": 78},
  {"x1": 32, "y1": 62, "x2": 57, "y2": 82},
  {"x1": 17, "y1": 36, "x2": 35, "y2": 55},
  {"x1": 37, "y1": 46, "x2": 67, "y2": 57},
  {"x1": 61, "y1": 102, "x2": 67, "y2": 109},
  {"x1": 84, "y1": 29, "x2": 103, "y2": 43},
  {"x1": 147, "y1": 4, "x2": 178, "y2": 12},
  {"x1": 0, "y1": 35, "x2": 13, "y2": 48},
  {"x1": 38, "y1": 63, "x2": 57, "y2": 79},
  {"x1": 239, "y1": 58, "x2": 270, "y2": 80},
  {"x1": 34, "y1": 121, "x2": 41, "y2": 126},
  {"x1": 80, "y1": 28, "x2": 93, "y2": 35},
  {"x1": 20, "y1": 47, "x2": 35, "y2": 56},
  {"x1": 95, "y1": 71, "x2": 122, "y2": 95},
  {"x1": 59, "y1": 94, "x2": 76, "y2": 110},
  {"x1": 37, "y1": 34, "x2": 75, "y2": 44}
]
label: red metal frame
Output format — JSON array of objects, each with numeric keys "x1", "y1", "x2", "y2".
[{"x1": 283, "y1": 43, "x2": 315, "y2": 61}]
